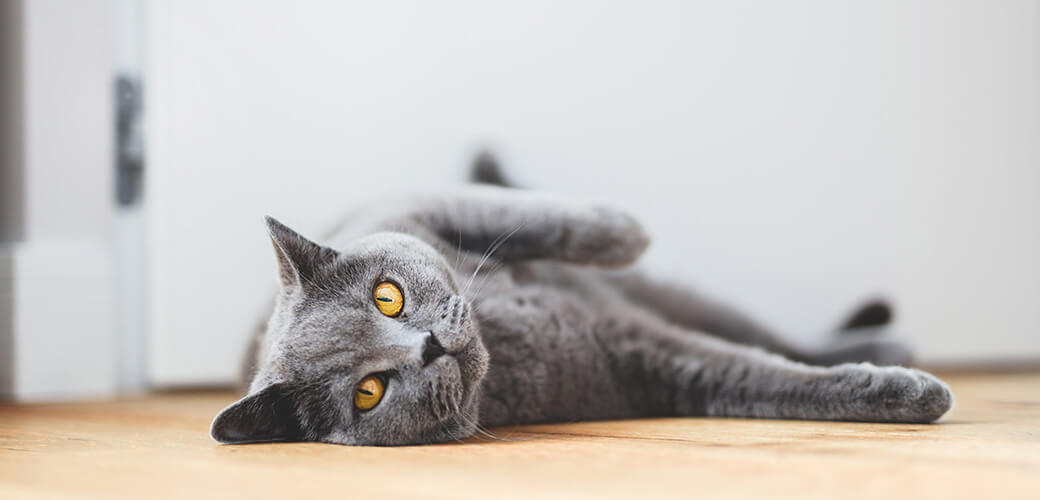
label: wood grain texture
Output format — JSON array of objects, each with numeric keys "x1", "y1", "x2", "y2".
[{"x1": 1, "y1": 372, "x2": 1037, "y2": 499}]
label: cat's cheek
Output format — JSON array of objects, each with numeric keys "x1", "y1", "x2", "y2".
[
  {"x1": 321, "y1": 429, "x2": 358, "y2": 446},
  {"x1": 455, "y1": 336, "x2": 490, "y2": 393},
  {"x1": 433, "y1": 295, "x2": 477, "y2": 353}
]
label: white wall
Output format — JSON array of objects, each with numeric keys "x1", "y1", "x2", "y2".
[{"x1": 147, "y1": 0, "x2": 1040, "y2": 386}]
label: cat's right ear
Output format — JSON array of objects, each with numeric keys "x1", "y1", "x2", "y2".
[
  {"x1": 210, "y1": 383, "x2": 304, "y2": 444},
  {"x1": 264, "y1": 216, "x2": 339, "y2": 290}
]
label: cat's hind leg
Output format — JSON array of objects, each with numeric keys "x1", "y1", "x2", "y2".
[
  {"x1": 605, "y1": 271, "x2": 914, "y2": 366},
  {"x1": 608, "y1": 314, "x2": 953, "y2": 423}
]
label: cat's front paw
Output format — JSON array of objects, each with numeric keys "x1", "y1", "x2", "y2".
[
  {"x1": 565, "y1": 206, "x2": 650, "y2": 267},
  {"x1": 840, "y1": 365, "x2": 954, "y2": 423}
]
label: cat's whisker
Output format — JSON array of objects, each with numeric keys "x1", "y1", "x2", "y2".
[
  {"x1": 462, "y1": 221, "x2": 525, "y2": 297},
  {"x1": 437, "y1": 412, "x2": 471, "y2": 444},
  {"x1": 456, "y1": 411, "x2": 499, "y2": 441},
  {"x1": 450, "y1": 415, "x2": 488, "y2": 444},
  {"x1": 439, "y1": 420, "x2": 466, "y2": 444},
  {"x1": 456, "y1": 409, "x2": 536, "y2": 443},
  {"x1": 463, "y1": 227, "x2": 511, "y2": 295},
  {"x1": 452, "y1": 228, "x2": 463, "y2": 270},
  {"x1": 469, "y1": 261, "x2": 505, "y2": 298}
]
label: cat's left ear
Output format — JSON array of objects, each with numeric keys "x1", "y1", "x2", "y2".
[
  {"x1": 210, "y1": 383, "x2": 307, "y2": 444},
  {"x1": 264, "y1": 216, "x2": 339, "y2": 290}
]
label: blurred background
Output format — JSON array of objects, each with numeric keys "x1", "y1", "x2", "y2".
[{"x1": 1, "y1": 0, "x2": 1037, "y2": 400}]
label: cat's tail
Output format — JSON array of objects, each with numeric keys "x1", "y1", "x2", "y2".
[
  {"x1": 471, "y1": 151, "x2": 519, "y2": 188},
  {"x1": 839, "y1": 299, "x2": 893, "y2": 331},
  {"x1": 808, "y1": 298, "x2": 914, "y2": 366}
]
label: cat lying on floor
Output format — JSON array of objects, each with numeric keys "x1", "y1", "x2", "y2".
[{"x1": 211, "y1": 155, "x2": 953, "y2": 446}]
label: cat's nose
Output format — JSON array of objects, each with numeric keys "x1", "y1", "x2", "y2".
[{"x1": 422, "y1": 333, "x2": 447, "y2": 366}]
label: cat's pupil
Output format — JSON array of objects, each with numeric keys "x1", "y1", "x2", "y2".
[{"x1": 377, "y1": 297, "x2": 392, "y2": 302}]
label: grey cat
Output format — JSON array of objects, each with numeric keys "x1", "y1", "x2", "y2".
[{"x1": 211, "y1": 155, "x2": 954, "y2": 446}]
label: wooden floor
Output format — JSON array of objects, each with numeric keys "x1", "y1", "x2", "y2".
[{"x1": 1, "y1": 372, "x2": 1038, "y2": 499}]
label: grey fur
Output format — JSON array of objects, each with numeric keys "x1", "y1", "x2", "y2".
[{"x1": 211, "y1": 159, "x2": 953, "y2": 446}]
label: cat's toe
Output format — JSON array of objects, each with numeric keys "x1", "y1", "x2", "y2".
[
  {"x1": 571, "y1": 206, "x2": 650, "y2": 267},
  {"x1": 906, "y1": 371, "x2": 955, "y2": 423},
  {"x1": 874, "y1": 368, "x2": 954, "y2": 423}
]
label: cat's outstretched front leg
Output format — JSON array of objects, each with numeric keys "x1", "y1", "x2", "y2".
[
  {"x1": 616, "y1": 317, "x2": 953, "y2": 423},
  {"x1": 395, "y1": 186, "x2": 650, "y2": 267}
]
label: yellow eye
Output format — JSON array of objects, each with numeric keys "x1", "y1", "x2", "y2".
[
  {"x1": 354, "y1": 375, "x2": 385, "y2": 411},
  {"x1": 373, "y1": 282, "x2": 404, "y2": 317}
]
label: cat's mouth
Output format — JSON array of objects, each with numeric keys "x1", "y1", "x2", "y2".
[
  {"x1": 422, "y1": 333, "x2": 448, "y2": 366},
  {"x1": 423, "y1": 335, "x2": 486, "y2": 423}
]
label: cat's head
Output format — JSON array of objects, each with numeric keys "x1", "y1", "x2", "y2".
[{"x1": 210, "y1": 217, "x2": 489, "y2": 446}]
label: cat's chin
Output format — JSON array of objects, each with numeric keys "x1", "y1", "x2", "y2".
[
  {"x1": 422, "y1": 355, "x2": 483, "y2": 443},
  {"x1": 422, "y1": 409, "x2": 480, "y2": 444}
]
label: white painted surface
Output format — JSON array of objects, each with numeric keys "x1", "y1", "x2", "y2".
[
  {"x1": 112, "y1": 0, "x2": 150, "y2": 392},
  {"x1": 3, "y1": 241, "x2": 116, "y2": 400},
  {"x1": 22, "y1": 0, "x2": 115, "y2": 242},
  {"x1": 1, "y1": 0, "x2": 118, "y2": 399},
  {"x1": 148, "y1": 0, "x2": 1040, "y2": 385}
]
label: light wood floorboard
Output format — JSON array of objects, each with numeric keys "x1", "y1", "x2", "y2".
[{"x1": 1, "y1": 372, "x2": 1037, "y2": 499}]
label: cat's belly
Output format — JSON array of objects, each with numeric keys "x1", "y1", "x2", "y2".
[{"x1": 472, "y1": 286, "x2": 640, "y2": 427}]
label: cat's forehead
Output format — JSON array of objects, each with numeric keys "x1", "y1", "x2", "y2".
[
  {"x1": 335, "y1": 232, "x2": 456, "y2": 288},
  {"x1": 341, "y1": 232, "x2": 439, "y2": 261}
]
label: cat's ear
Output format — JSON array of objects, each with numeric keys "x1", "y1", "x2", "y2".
[
  {"x1": 210, "y1": 383, "x2": 304, "y2": 443},
  {"x1": 264, "y1": 216, "x2": 339, "y2": 289}
]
